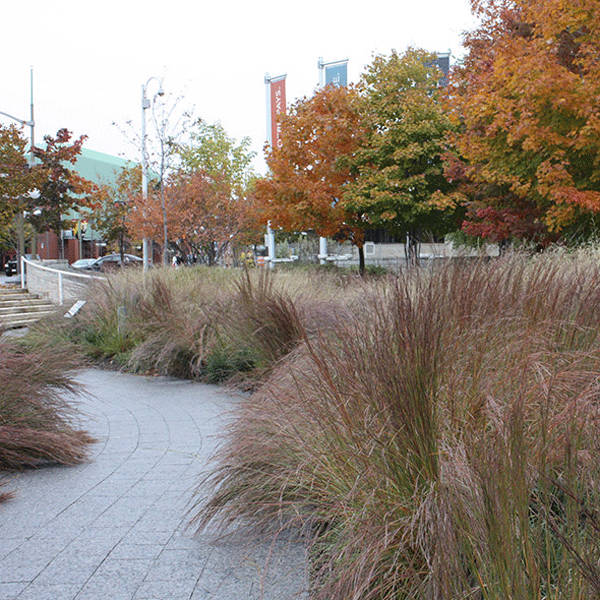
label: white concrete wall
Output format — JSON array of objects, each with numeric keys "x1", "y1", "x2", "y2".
[{"x1": 357, "y1": 241, "x2": 499, "y2": 260}]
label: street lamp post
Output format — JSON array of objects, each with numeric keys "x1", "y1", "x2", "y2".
[
  {"x1": 0, "y1": 68, "x2": 35, "y2": 274},
  {"x1": 113, "y1": 197, "x2": 127, "y2": 263},
  {"x1": 141, "y1": 76, "x2": 164, "y2": 272}
]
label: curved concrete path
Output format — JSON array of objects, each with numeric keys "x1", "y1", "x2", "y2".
[{"x1": 0, "y1": 369, "x2": 307, "y2": 600}]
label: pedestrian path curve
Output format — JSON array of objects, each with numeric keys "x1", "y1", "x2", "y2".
[{"x1": 0, "y1": 369, "x2": 307, "y2": 600}]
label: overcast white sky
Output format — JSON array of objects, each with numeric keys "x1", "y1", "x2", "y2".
[{"x1": 1, "y1": 0, "x2": 477, "y2": 174}]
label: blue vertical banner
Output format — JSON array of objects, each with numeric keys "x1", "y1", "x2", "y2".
[
  {"x1": 325, "y1": 63, "x2": 347, "y2": 87},
  {"x1": 435, "y1": 53, "x2": 450, "y2": 87},
  {"x1": 318, "y1": 58, "x2": 348, "y2": 88},
  {"x1": 425, "y1": 52, "x2": 451, "y2": 87}
]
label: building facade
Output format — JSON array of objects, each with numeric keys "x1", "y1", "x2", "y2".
[{"x1": 36, "y1": 147, "x2": 134, "y2": 263}]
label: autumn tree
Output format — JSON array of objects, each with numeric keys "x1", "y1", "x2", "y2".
[
  {"x1": 29, "y1": 128, "x2": 94, "y2": 258},
  {"x1": 91, "y1": 167, "x2": 142, "y2": 261},
  {"x1": 118, "y1": 164, "x2": 162, "y2": 253},
  {"x1": 0, "y1": 125, "x2": 36, "y2": 240},
  {"x1": 116, "y1": 93, "x2": 192, "y2": 264},
  {"x1": 0, "y1": 124, "x2": 43, "y2": 261},
  {"x1": 125, "y1": 183, "x2": 162, "y2": 252},
  {"x1": 178, "y1": 120, "x2": 256, "y2": 195},
  {"x1": 127, "y1": 120, "x2": 259, "y2": 264},
  {"x1": 169, "y1": 171, "x2": 259, "y2": 264},
  {"x1": 255, "y1": 84, "x2": 368, "y2": 271},
  {"x1": 447, "y1": 0, "x2": 600, "y2": 244},
  {"x1": 126, "y1": 171, "x2": 257, "y2": 265},
  {"x1": 344, "y1": 49, "x2": 459, "y2": 264}
]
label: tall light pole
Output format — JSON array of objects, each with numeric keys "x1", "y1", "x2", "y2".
[
  {"x1": 141, "y1": 76, "x2": 164, "y2": 271},
  {"x1": 0, "y1": 67, "x2": 35, "y2": 274}
]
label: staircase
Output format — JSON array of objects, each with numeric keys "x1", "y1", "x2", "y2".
[{"x1": 0, "y1": 287, "x2": 57, "y2": 329}]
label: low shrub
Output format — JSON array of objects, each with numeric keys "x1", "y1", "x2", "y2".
[
  {"x1": 203, "y1": 342, "x2": 258, "y2": 384},
  {"x1": 194, "y1": 253, "x2": 600, "y2": 600}
]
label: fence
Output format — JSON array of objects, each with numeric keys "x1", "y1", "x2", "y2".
[{"x1": 21, "y1": 257, "x2": 104, "y2": 305}]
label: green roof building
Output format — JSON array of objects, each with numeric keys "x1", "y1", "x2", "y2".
[
  {"x1": 74, "y1": 147, "x2": 135, "y2": 185},
  {"x1": 38, "y1": 147, "x2": 139, "y2": 263}
]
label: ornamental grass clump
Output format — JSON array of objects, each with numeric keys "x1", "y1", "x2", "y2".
[
  {"x1": 49, "y1": 265, "x2": 348, "y2": 384},
  {"x1": 56, "y1": 266, "x2": 232, "y2": 378},
  {"x1": 0, "y1": 339, "x2": 93, "y2": 501},
  {"x1": 195, "y1": 253, "x2": 600, "y2": 600},
  {"x1": 217, "y1": 268, "x2": 346, "y2": 384},
  {"x1": 123, "y1": 268, "x2": 229, "y2": 378}
]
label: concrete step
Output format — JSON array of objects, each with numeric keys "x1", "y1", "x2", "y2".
[
  {"x1": 0, "y1": 304, "x2": 55, "y2": 316},
  {"x1": 0, "y1": 298, "x2": 50, "y2": 307},
  {"x1": 1, "y1": 317, "x2": 47, "y2": 329},
  {"x1": 0, "y1": 310, "x2": 56, "y2": 329},
  {"x1": 0, "y1": 287, "x2": 56, "y2": 329},
  {"x1": 0, "y1": 308, "x2": 56, "y2": 320}
]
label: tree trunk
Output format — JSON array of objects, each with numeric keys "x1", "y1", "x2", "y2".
[
  {"x1": 208, "y1": 241, "x2": 216, "y2": 266},
  {"x1": 160, "y1": 142, "x2": 168, "y2": 267},
  {"x1": 161, "y1": 182, "x2": 168, "y2": 266},
  {"x1": 119, "y1": 230, "x2": 124, "y2": 264},
  {"x1": 406, "y1": 231, "x2": 419, "y2": 267},
  {"x1": 358, "y1": 245, "x2": 365, "y2": 276}
]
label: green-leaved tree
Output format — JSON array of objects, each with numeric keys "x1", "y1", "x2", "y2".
[
  {"x1": 344, "y1": 49, "x2": 459, "y2": 263},
  {"x1": 177, "y1": 120, "x2": 256, "y2": 199}
]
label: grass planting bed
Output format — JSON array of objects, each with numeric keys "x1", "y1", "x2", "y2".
[{"x1": 31, "y1": 255, "x2": 600, "y2": 599}]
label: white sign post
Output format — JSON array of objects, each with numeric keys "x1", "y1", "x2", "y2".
[
  {"x1": 317, "y1": 57, "x2": 349, "y2": 265},
  {"x1": 264, "y1": 73, "x2": 287, "y2": 269}
]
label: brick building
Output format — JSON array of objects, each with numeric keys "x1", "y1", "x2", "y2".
[{"x1": 36, "y1": 148, "x2": 134, "y2": 263}]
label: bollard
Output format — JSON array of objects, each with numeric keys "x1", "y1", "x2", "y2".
[{"x1": 58, "y1": 271, "x2": 63, "y2": 305}]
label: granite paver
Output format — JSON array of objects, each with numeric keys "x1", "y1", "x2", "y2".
[{"x1": 0, "y1": 369, "x2": 308, "y2": 599}]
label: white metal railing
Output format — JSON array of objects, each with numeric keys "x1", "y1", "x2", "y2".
[{"x1": 21, "y1": 257, "x2": 104, "y2": 305}]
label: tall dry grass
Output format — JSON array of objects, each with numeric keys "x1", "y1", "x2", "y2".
[
  {"x1": 194, "y1": 252, "x2": 600, "y2": 600},
  {"x1": 43, "y1": 265, "x2": 350, "y2": 384},
  {"x1": 0, "y1": 338, "x2": 93, "y2": 501}
]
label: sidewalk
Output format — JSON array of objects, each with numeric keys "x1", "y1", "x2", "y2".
[
  {"x1": 0, "y1": 273, "x2": 21, "y2": 286},
  {"x1": 0, "y1": 369, "x2": 307, "y2": 600}
]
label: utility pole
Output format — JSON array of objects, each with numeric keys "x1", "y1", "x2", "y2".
[{"x1": 29, "y1": 67, "x2": 36, "y2": 256}]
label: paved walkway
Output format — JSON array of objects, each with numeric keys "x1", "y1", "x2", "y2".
[
  {"x1": 0, "y1": 369, "x2": 307, "y2": 600},
  {"x1": 0, "y1": 274, "x2": 20, "y2": 286}
]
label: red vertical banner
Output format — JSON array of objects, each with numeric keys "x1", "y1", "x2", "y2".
[{"x1": 270, "y1": 76, "x2": 286, "y2": 149}]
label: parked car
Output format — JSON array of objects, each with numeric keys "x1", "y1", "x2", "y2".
[
  {"x1": 4, "y1": 254, "x2": 40, "y2": 276},
  {"x1": 4, "y1": 257, "x2": 17, "y2": 276},
  {"x1": 87, "y1": 253, "x2": 143, "y2": 272},
  {"x1": 71, "y1": 258, "x2": 98, "y2": 270}
]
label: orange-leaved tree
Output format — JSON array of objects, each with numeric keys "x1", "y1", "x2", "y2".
[
  {"x1": 127, "y1": 119, "x2": 260, "y2": 265},
  {"x1": 126, "y1": 169, "x2": 260, "y2": 265},
  {"x1": 447, "y1": 0, "x2": 600, "y2": 244},
  {"x1": 165, "y1": 170, "x2": 259, "y2": 265},
  {"x1": 30, "y1": 129, "x2": 95, "y2": 257},
  {"x1": 123, "y1": 164, "x2": 163, "y2": 251},
  {"x1": 255, "y1": 84, "x2": 369, "y2": 271}
]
